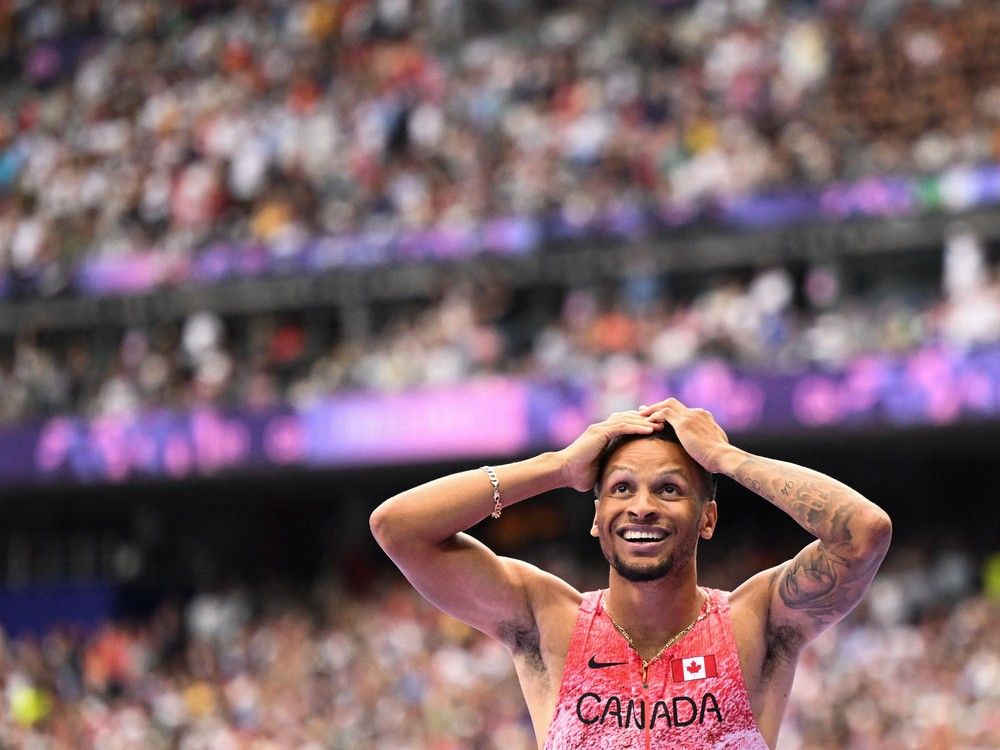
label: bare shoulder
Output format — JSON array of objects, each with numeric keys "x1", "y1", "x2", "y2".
[
  {"x1": 730, "y1": 566, "x2": 808, "y2": 680},
  {"x1": 495, "y1": 557, "x2": 583, "y2": 667},
  {"x1": 728, "y1": 566, "x2": 806, "y2": 744},
  {"x1": 494, "y1": 562, "x2": 584, "y2": 743}
]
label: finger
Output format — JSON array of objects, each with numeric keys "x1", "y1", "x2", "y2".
[
  {"x1": 608, "y1": 415, "x2": 662, "y2": 435},
  {"x1": 638, "y1": 401, "x2": 663, "y2": 416},
  {"x1": 608, "y1": 410, "x2": 656, "y2": 426},
  {"x1": 606, "y1": 409, "x2": 639, "y2": 422},
  {"x1": 618, "y1": 413, "x2": 662, "y2": 428},
  {"x1": 650, "y1": 410, "x2": 677, "y2": 428},
  {"x1": 648, "y1": 403, "x2": 682, "y2": 422},
  {"x1": 625, "y1": 421, "x2": 658, "y2": 433},
  {"x1": 639, "y1": 397, "x2": 686, "y2": 416}
]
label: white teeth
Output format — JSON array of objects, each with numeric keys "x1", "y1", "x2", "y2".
[{"x1": 622, "y1": 530, "x2": 666, "y2": 542}]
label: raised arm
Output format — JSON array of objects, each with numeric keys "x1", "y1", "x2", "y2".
[
  {"x1": 722, "y1": 450, "x2": 891, "y2": 640},
  {"x1": 641, "y1": 399, "x2": 891, "y2": 645},
  {"x1": 369, "y1": 411, "x2": 662, "y2": 645}
]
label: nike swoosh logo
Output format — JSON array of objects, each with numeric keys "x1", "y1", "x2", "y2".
[{"x1": 588, "y1": 655, "x2": 628, "y2": 669}]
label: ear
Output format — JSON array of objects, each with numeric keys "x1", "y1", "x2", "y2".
[
  {"x1": 699, "y1": 499, "x2": 718, "y2": 540},
  {"x1": 590, "y1": 499, "x2": 599, "y2": 538}
]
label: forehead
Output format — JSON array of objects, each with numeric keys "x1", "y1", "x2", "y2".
[{"x1": 602, "y1": 438, "x2": 696, "y2": 481}]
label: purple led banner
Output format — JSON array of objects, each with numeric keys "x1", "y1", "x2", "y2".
[
  {"x1": 1, "y1": 345, "x2": 1000, "y2": 487},
  {"x1": 300, "y1": 379, "x2": 529, "y2": 464},
  {"x1": 9, "y1": 380, "x2": 536, "y2": 487}
]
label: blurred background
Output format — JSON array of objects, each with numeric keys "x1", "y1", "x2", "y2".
[{"x1": 0, "y1": 0, "x2": 999, "y2": 747}]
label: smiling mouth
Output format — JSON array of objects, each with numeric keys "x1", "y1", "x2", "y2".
[{"x1": 617, "y1": 528, "x2": 669, "y2": 544}]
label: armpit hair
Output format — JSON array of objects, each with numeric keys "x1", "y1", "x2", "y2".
[
  {"x1": 496, "y1": 618, "x2": 546, "y2": 674},
  {"x1": 761, "y1": 571, "x2": 806, "y2": 682},
  {"x1": 762, "y1": 623, "x2": 803, "y2": 682}
]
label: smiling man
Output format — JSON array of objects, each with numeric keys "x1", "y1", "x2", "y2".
[{"x1": 370, "y1": 398, "x2": 892, "y2": 749}]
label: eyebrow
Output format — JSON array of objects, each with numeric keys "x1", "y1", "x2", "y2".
[
  {"x1": 652, "y1": 470, "x2": 689, "y2": 484},
  {"x1": 606, "y1": 464, "x2": 634, "y2": 475},
  {"x1": 605, "y1": 466, "x2": 690, "y2": 482}
]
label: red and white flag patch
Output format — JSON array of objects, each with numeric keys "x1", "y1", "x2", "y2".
[{"x1": 671, "y1": 655, "x2": 718, "y2": 682}]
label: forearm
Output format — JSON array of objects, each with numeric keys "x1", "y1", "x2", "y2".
[
  {"x1": 718, "y1": 447, "x2": 892, "y2": 560},
  {"x1": 370, "y1": 452, "x2": 567, "y2": 550}
]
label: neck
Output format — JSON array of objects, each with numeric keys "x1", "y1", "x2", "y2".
[{"x1": 604, "y1": 561, "x2": 703, "y2": 643}]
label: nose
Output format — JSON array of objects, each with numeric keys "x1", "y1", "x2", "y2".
[{"x1": 627, "y1": 486, "x2": 658, "y2": 519}]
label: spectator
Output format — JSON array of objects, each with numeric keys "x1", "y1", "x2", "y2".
[
  {"x1": 0, "y1": 550, "x2": 995, "y2": 748},
  {"x1": 1, "y1": 0, "x2": 999, "y2": 293}
]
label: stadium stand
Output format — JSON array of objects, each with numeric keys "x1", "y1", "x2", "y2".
[
  {"x1": 3, "y1": 254, "x2": 1000, "y2": 425},
  {"x1": 1, "y1": 0, "x2": 1000, "y2": 294},
  {"x1": 0, "y1": 1, "x2": 999, "y2": 748},
  {"x1": 0, "y1": 545, "x2": 996, "y2": 748}
]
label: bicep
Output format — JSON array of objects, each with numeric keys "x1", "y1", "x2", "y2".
[
  {"x1": 381, "y1": 530, "x2": 541, "y2": 643},
  {"x1": 768, "y1": 539, "x2": 884, "y2": 644}
]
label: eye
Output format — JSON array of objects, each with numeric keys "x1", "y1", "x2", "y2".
[
  {"x1": 611, "y1": 482, "x2": 630, "y2": 494},
  {"x1": 660, "y1": 484, "x2": 679, "y2": 495}
]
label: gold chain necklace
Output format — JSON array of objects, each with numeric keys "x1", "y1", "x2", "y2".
[{"x1": 602, "y1": 590, "x2": 710, "y2": 688}]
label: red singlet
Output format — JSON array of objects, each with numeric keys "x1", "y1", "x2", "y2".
[{"x1": 543, "y1": 587, "x2": 769, "y2": 750}]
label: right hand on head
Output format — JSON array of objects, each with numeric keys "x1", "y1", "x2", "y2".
[{"x1": 557, "y1": 410, "x2": 662, "y2": 492}]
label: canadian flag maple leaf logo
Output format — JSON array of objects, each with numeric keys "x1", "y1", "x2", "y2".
[{"x1": 671, "y1": 655, "x2": 718, "y2": 682}]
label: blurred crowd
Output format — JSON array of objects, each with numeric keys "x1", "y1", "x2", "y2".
[
  {"x1": 1, "y1": 0, "x2": 1000, "y2": 290},
  {"x1": 3, "y1": 235, "x2": 1000, "y2": 426},
  {"x1": 3, "y1": 0, "x2": 1000, "y2": 426},
  {"x1": 3, "y1": 4, "x2": 1000, "y2": 747},
  {"x1": 0, "y1": 546, "x2": 996, "y2": 748}
]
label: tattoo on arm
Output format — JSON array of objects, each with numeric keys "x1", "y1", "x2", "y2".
[
  {"x1": 776, "y1": 545, "x2": 882, "y2": 629},
  {"x1": 779, "y1": 546, "x2": 835, "y2": 608},
  {"x1": 734, "y1": 457, "x2": 864, "y2": 556},
  {"x1": 733, "y1": 456, "x2": 890, "y2": 634}
]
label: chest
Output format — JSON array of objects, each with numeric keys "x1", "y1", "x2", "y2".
[{"x1": 539, "y1": 595, "x2": 770, "y2": 749}]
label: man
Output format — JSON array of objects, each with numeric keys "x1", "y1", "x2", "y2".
[{"x1": 370, "y1": 398, "x2": 892, "y2": 749}]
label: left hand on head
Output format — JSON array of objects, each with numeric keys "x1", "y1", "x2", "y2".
[{"x1": 638, "y1": 398, "x2": 733, "y2": 474}]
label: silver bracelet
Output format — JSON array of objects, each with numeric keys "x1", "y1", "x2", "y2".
[{"x1": 480, "y1": 465, "x2": 502, "y2": 519}]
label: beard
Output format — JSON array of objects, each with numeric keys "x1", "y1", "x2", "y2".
[
  {"x1": 601, "y1": 525, "x2": 700, "y2": 583},
  {"x1": 610, "y1": 550, "x2": 677, "y2": 582}
]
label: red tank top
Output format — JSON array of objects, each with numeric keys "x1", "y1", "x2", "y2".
[{"x1": 543, "y1": 587, "x2": 769, "y2": 750}]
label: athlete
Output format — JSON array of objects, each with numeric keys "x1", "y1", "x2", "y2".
[{"x1": 370, "y1": 398, "x2": 892, "y2": 749}]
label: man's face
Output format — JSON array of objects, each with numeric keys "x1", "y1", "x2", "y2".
[{"x1": 591, "y1": 438, "x2": 717, "y2": 583}]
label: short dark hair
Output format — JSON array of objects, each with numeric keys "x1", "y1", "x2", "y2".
[{"x1": 593, "y1": 424, "x2": 717, "y2": 502}]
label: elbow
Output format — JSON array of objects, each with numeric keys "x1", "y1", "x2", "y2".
[
  {"x1": 369, "y1": 500, "x2": 398, "y2": 551},
  {"x1": 862, "y1": 508, "x2": 892, "y2": 558},
  {"x1": 370, "y1": 498, "x2": 439, "y2": 560}
]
